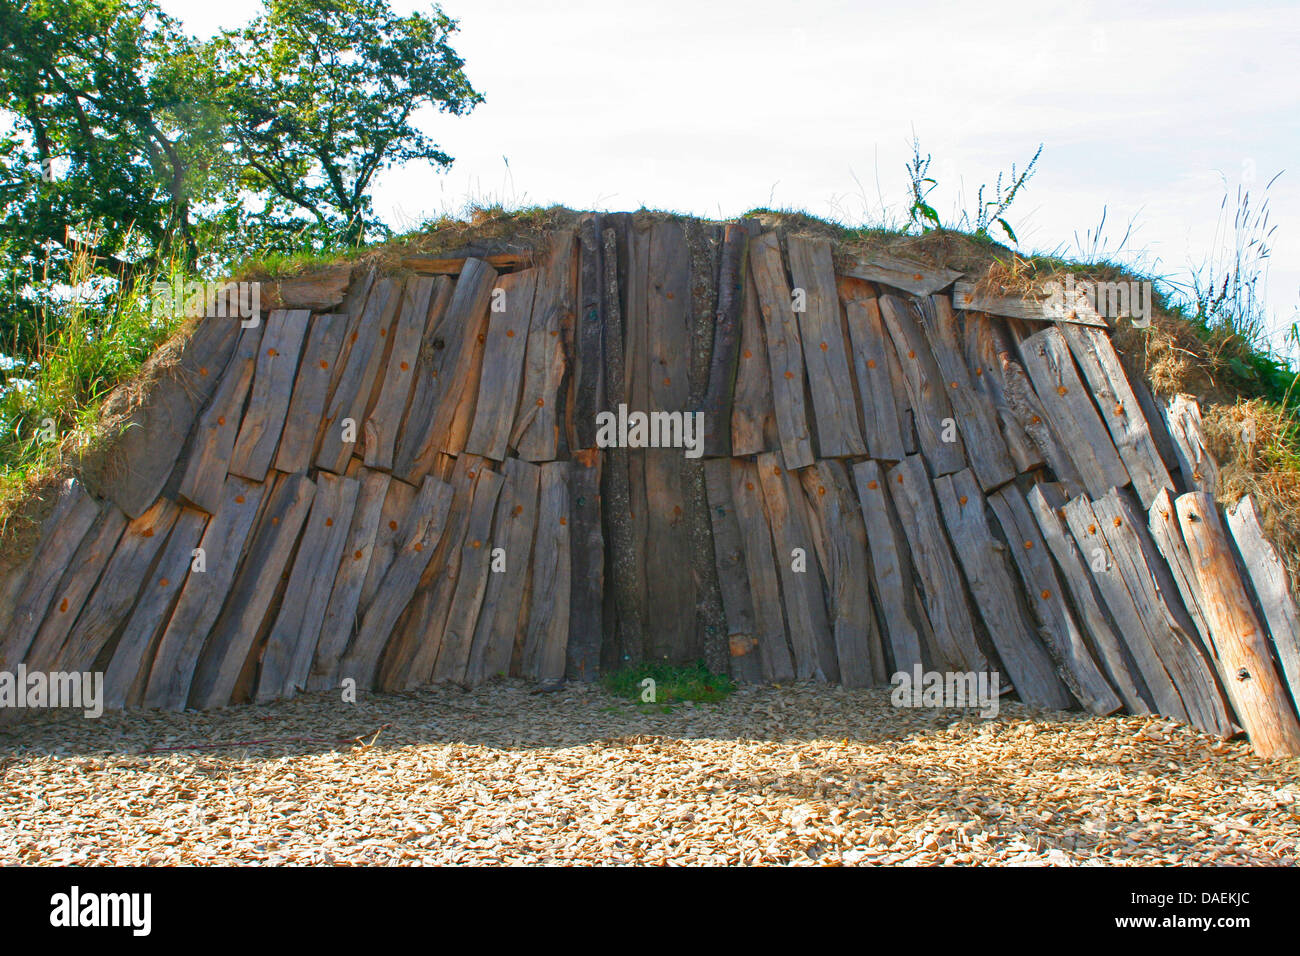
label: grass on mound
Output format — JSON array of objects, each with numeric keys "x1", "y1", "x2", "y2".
[{"x1": 602, "y1": 661, "x2": 736, "y2": 711}]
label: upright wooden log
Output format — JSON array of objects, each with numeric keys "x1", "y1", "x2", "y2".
[
  {"x1": 786, "y1": 236, "x2": 866, "y2": 458},
  {"x1": 187, "y1": 472, "x2": 317, "y2": 709},
  {"x1": 358, "y1": 477, "x2": 420, "y2": 613},
  {"x1": 1176, "y1": 492, "x2": 1300, "y2": 757},
  {"x1": 844, "y1": 296, "x2": 908, "y2": 462},
  {"x1": 573, "y1": 215, "x2": 606, "y2": 450},
  {"x1": 465, "y1": 269, "x2": 540, "y2": 461},
  {"x1": 748, "y1": 232, "x2": 814, "y2": 469},
  {"x1": 703, "y1": 459, "x2": 762, "y2": 681},
  {"x1": 178, "y1": 333, "x2": 260, "y2": 514},
  {"x1": 565, "y1": 451, "x2": 604, "y2": 680},
  {"x1": 933, "y1": 469, "x2": 1073, "y2": 708},
  {"x1": 513, "y1": 230, "x2": 576, "y2": 461},
  {"x1": 702, "y1": 222, "x2": 753, "y2": 456},
  {"x1": 731, "y1": 267, "x2": 778, "y2": 457},
  {"x1": 386, "y1": 277, "x2": 454, "y2": 478},
  {"x1": 228, "y1": 309, "x2": 312, "y2": 481},
  {"x1": 1164, "y1": 395, "x2": 1219, "y2": 496},
  {"x1": 431, "y1": 260, "x2": 502, "y2": 459},
  {"x1": 363, "y1": 278, "x2": 438, "y2": 470},
  {"x1": 521, "y1": 461, "x2": 571, "y2": 681},
  {"x1": 274, "y1": 313, "x2": 348, "y2": 473},
  {"x1": 730, "y1": 459, "x2": 795, "y2": 681}
]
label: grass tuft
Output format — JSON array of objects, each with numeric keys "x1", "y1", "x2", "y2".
[{"x1": 602, "y1": 661, "x2": 736, "y2": 711}]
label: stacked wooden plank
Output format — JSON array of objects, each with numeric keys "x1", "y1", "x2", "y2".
[{"x1": 5, "y1": 212, "x2": 1299, "y2": 758}]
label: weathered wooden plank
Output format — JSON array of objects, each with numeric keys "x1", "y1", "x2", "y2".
[
  {"x1": 465, "y1": 458, "x2": 541, "y2": 684},
  {"x1": 1164, "y1": 394, "x2": 1219, "y2": 495},
  {"x1": 464, "y1": 269, "x2": 539, "y2": 461},
  {"x1": 987, "y1": 485, "x2": 1122, "y2": 714},
  {"x1": 23, "y1": 503, "x2": 128, "y2": 674},
  {"x1": 177, "y1": 354, "x2": 256, "y2": 514},
  {"x1": 227, "y1": 309, "x2": 311, "y2": 481},
  {"x1": 885, "y1": 456, "x2": 990, "y2": 673},
  {"x1": 702, "y1": 459, "x2": 762, "y2": 681},
  {"x1": 1226, "y1": 495, "x2": 1300, "y2": 706},
  {"x1": 521, "y1": 462, "x2": 571, "y2": 681},
  {"x1": 850, "y1": 461, "x2": 926, "y2": 674},
  {"x1": 800, "y1": 460, "x2": 886, "y2": 687},
  {"x1": 274, "y1": 314, "x2": 348, "y2": 473},
  {"x1": 952, "y1": 280, "x2": 1108, "y2": 327},
  {"x1": 840, "y1": 251, "x2": 963, "y2": 296},
  {"x1": 700, "y1": 223, "x2": 753, "y2": 456},
  {"x1": 362, "y1": 278, "x2": 438, "y2": 470},
  {"x1": 572, "y1": 215, "x2": 606, "y2": 450},
  {"x1": 256, "y1": 472, "x2": 361, "y2": 700},
  {"x1": 100, "y1": 507, "x2": 209, "y2": 710},
  {"x1": 141, "y1": 476, "x2": 266, "y2": 710},
  {"x1": 756, "y1": 452, "x2": 837, "y2": 681},
  {"x1": 730, "y1": 459, "x2": 795, "y2": 681},
  {"x1": 400, "y1": 252, "x2": 531, "y2": 275},
  {"x1": 879, "y1": 295, "x2": 967, "y2": 477},
  {"x1": 512, "y1": 230, "x2": 577, "y2": 461},
  {"x1": 386, "y1": 277, "x2": 454, "y2": 479},
  {"x1": 308, "y1": 467, "x2": 392, "y2": 690},
  {"x1": 0, "y1": 479, "x2": 101, "y2": 669},
  {"x1": 747, "y1": 232, "x2": 814, "y2": 469},
  {"x1": 186, "y1": 473, "x2": 316, "y2": 709},
  {"x1": 563, "y1": 450, "x2": 604, "y2": 681},
  {"x1": 358, "y1": 476, "x2": 420, "y2": 614},
  {"x1": 1020, "y1": 326, "x2": 1130, "y2": 497},
  {"x1": 430, "y1": 467, "x2": 507, "y2": 684},
  {"x1": 430, "y1": 259, "x2": 501, "y2": 459},
  {"x1": 338, "y1": 475, "x2": 454, "y2": 689},
  {"x1": 1176, "y1": 492, "x2": 1300, "y2": 756},
  {"x1": 962, "y1": 313, "x2": 1043, "y2": 472},
  {"x1": 786, "y1": 236, "x2": 866, "y2": 458},
  {"x1": 934, "y1": 469, "x2": 1072, "y2": 708},
  {"x1": 316, "y1": 278, "x2": 405, "y2": 474},
  {"x1": 1059, "y1": 323, "x2": 1173, "y2": 506},
  {"x1": 844, "y1": 296, "x2": 908, "y2": 462},
  {"x1": 731, "y1": 266, "x2": 778, "y2": 457},
  {"x1": 261, "y1": 265, "x2": 350, "y2": 312},
  {"x1": 1147, "y1": 487, "x2": 1212, "y2": 649}
]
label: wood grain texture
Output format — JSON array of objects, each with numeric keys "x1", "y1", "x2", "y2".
[
  {"x1": 565, "y1": 451, "x2": 604, "y2": 681},
  {"x1": 840, "y1": 252, "x2": 962, "y2": 296},
  {"x1": 573, "y1": 215, "x2": 606, "y2": 450},
  {"x1": 1147, "y1": 487, "x2": 1212, "y2": 650},
  {"x1": 512, "y1": 230, "x2": 576, "y2": 461},
  {"x1": 704, "y1": 459, "x2": 762, "y2": 681},
  {"x1": 428, "y1": 259, "x2": 501, "y2": 459},
  {"x1": 275, "y1": 313, "x2": 348, "y2": 473},
  {"x1": 952, "y1": 281, "x2": 1107, "y2": 327},
  {"x1": 465, "y1": 269, "x2": 539, "y2": 461},
  {"x1": 844, "y1": 296, "x2": 908, "y2": 462},
  {"x1": 178, "y1": 353, "x2": 256, "y2": 514},
  {"x1": 962, "y1": 313, "x2": 1043, "y2": 472},
  {"x1": 1164, "y1": 395, "x2": 1219, "y2": 496},
  {"x1": 228, "y1": 309, "x2": 311, "y2": 481},
  {"x1": 363, "y1": 278, "x2": 438, "y2": 470},
  {"x1": 730, "y1": 459, "x2": 794, "y2": 681},
  {"x1": 701, "y1": 222, "x2": 753, "y2": 456},
  {"x1": 521, "y1": 462, "x2": 571, "y2": 681}
]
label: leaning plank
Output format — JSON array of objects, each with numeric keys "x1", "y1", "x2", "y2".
[
  {"x1": 363, "y1": 278, "x2": 438, "y2": 470},
  {"x1": 274, "y1": 313, "x2": 348, "y2": 473},
  {"x1": 786, "y1": 236, "x2": 866, "y2": 458},
  {"x1": 429, "y1": 259, "x2": 501, "y2": 458},
  {"x1": 885, "y1": 456, "x2": 990, "y2": 673},
  {"x1": 22, "y1": 504, "x2": 128, "y2": 674},
  {"x1": 338, "y1": 475, "x2": 454, "y2": 689},
  {"x1": 316, "y1": 278, "x2": 405, "y2": 474},
  {"x1": 879, "y1": 295, "x2": 967, "y2": 477},
  {"x1": 851, "y1": 461, "x2": 926, "y2": 674},
  {"x1": 228, "y1": 309, "x2": 312, "y2": 481},
  {"x1": 756, "y1": 452, "x2": 838, "y2": 681},
  {"x1": 839, "y1": 251, "x2": 963, "y2": 296},
  {"x1": 1177, "y1": 492, "x2": 1300, "y2": 757},
  {"x1": 187, "y1": 473, "x2": 316, "y2": 709},
  {"x1": 1019, "y1": 326, "x2": 1130, "y2": 497},
  {"x1": 1147, "y1": 487, "x2": 1212, "y2": 649},
  {"x1": 987, "y1": 486, "x2": 1122, "y2": 714},
  {"x1": 256, "y1": 472, "x2": 361, "y2": 700},
  {"x1": 730, "y1": 459, "x2": 795, "y2": 681},
  {"x1": 431, "y1": 468, "x2": 507, "y2": 684},
  {"x1": 308, "y1": 467, "x2": 392, "y2": 690},
  {"x1": 512, "y1": 230, "x2": 577, "y2": 461},
  {"x1": 564, "y1": 451, "x2": 604, "y2": 680},
  {"x1": 0, "y1": 479, "x2": 101, "y2": 669},
  {"x1": 1225, "y1": 495, "x2": 1300, "y2": 707},
  {"x1": 387, "y1": 277, "x2": 455, "y2": 480},
  {"x1": 358, "y1": 476, "x2": 421, "y2": 614},
  {"x1": 703, "y1": 459, "x2": 762, "y2": 681},
  {"x1": 934, "y1": 469, "x2": 1072, "y2": 708},
  {"x1": 731, "y1": 266, "x2": 778, "y2": 457},
  {"x1": 464, "y1": 458, "x2": 541, "y2": 685},
  {"x1": 702, "y1": 222, "x2": 753, "y2": 456},
  {"x1": 464, "y1": 269, "x2": 539, "y2": 461},
  {"x1": 1164, "y1": 395, "x2": 1219, "y2": 496},
  {"x1": 962, "y1": 314, "x2": 1043, "y2": 472},
  {"x1": 1059, "y1": 323, "x2": 1173, "y2": 506},
  {"x1": 141, "y1": 476, "x2": 266, "y2": 710},
  {"x1": 178, "y1": 354, "x2": 256, "y2": 514},
  {"x1": 521, "y1": 462, "x2": 571, "y2": 682},
  {"x1": 952, "y1": 280, "x2": 1107, "y2": 327},
  {"x1": 800, "y1": 460, "x2": 886, "y2": 687},
  {"x1": 748, "y1": 232, "x2": 814, "y2": 469},
  {"x1": 844, "y1": 297, "x2": 908, "y2": 462},
  {"x1": 100, "y1": 507, "x2": 210, "y2": 710}
]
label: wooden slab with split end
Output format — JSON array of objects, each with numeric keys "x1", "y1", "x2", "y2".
[
  {"x1": 1164, "y1": 395, "x2": 1219, "y2": 496},
  {"x1": 100, "y1": 507, "x2": 209, "y2": 710},
  {"x1": 227, "y1": 309, "x2": 311, "y2": 481},
  {"x1": 787, "y1": 236, "x2": 866, "y2": 458},
  {"x1": 465, "y1": 269, "x2": 539, "y2": 461},
  {"x1": 1059, "y1": 323, "x2": 1173, "y2": 507},
  {"x1": 885, "y1": 456, "x2": 989, "y2": 673},
  {"x1": 141, "y1": 476, "x2": 266, "y2": 710},
  {"x1": 187, "y1": 472, "x2": 316, "y2": 710},
  {"x1": 363, "y1": 278, "x2": 438, "y2": 470},
  {"x1": 730, "y1": 459, "x2": 795, "y2": 681},
  {"x1": 879, "y1": 295, "x2": 967, "y2": 477},
  {"x1": 521, "y1": 462, "x2": 571, "y2": 682},
  {"x1": 565, "y1": 451, "x2": 604, "y2": 681},
  {"x1": 465, "y1": 458, "x2": 541, "y2": 685},
  {"x1": 756, "y1": 453, "x2": 837, "y2": 682},
  {"x1": 748, "y1": 232, "x2": 814, "y2": 469},
  {"x1": 1226, "y1": 495, "x2": 1300, "y2": 706},
  {"x1": 256, "y1": 472, "x2": 361, "y2": 700},
  {"x1": 316, "y1": 279, "x2": 405, "y2": 474},
  {"x1": 840, "y1": 251, "x2": 963, "y2": 297},
  {"x1": 952, "y1": 280, "x2": 1107, "y2": 327},
  {"x1": 1176, "y1": 492, "x2": 1300, "y2": 757},
  {"x1": 274, "y1": 313, "x2": 348, "y2": 473},
  {"x1": 703, "y1": 459, "x2": 761, "y2": 681},
  {"x1": 428, "y1": 259, "x2": 501, "y2": 459},
  {"x1": 513, "y1": 231, "x2": 576, "y2": 461},
  {"x1": 701, "y1": 223, "x2": 753, "y2": 456},
  {"x1": 386, "y1": 277, "x2": 454, "y2": 480},
  {"x1": 1147, "y1": 487, "x2": 1213, "y2": 649},
  {"x1": 961, "y1": 314, "x2": 1042, "y2": 472},
  {"x1": 934, "y1": 470, "x2": 1073, "y2": 708},
  {"x1": 1020, "y1": 326, "x2": 1130, "y2": 497},
  {"x1": 987, "y1": 486, "x2": 1123, "y2": 714},
  {"x1": 800, "y1": 460, "x2": 886, "y2": 686},
  {"x1": 844, "y1": 296, "x2": 908, "y2": 462}
]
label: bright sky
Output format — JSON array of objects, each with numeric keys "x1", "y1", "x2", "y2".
[{"x1": 162, "y1": 0, "x2": 1300, "y2": 358}]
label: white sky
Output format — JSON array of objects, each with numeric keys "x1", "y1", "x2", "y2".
[{"x1": 162, "y1": 0, "x2": 1300, "y2": 358}]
